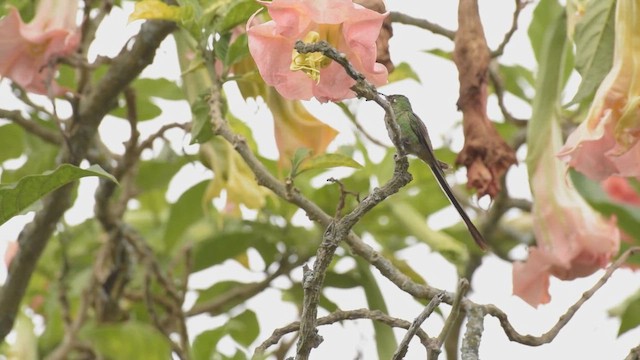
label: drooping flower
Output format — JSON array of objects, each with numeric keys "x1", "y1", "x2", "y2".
[
  {"x1": 558, "y1": 0, "x2": 640, "y2": 180},
  {"x1": 264, "y1": 87, "x2": 338, "y2": 166},
  {"x1": 513, "y1": 124, "x2": 620, "y2": 307},
  {"x1": 247, "y1": 0, "x2": 388, "y2": 102},
  {"x1": 0, "y1": 0, "x2": 80, "y2": 95}
]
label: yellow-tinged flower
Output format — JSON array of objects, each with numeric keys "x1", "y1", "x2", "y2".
[
  {"x1": 513, "y1": 123, "x2": 620, "y2": 307},
  {"x1": 558, "y1": 0, "x2": 640, "y2": 180},
  {"x1": 200, "y1": 139, "x2": 271, "y2": 212},
  {"x1": 264, "y1": 87, "x2": 338, "y2": 167}
]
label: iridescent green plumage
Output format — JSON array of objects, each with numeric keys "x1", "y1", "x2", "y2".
[{"x1": 387, "y1": 94, "x2": 488, "y2": 250}]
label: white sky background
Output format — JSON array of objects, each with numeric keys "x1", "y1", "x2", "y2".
[{"x1": 1, "y1": 0, "x2": 640, "y2": 359}]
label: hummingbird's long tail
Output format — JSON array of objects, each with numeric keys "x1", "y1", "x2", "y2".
[{"x1": 427, "y1": 162, "x2": 488, "y2": 251}]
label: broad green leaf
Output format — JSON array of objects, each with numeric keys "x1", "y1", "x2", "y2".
[
  {"x1": 192, "y1": 232, "x2": 254, "y2": 272},
  {"x1": 0, "y1": 124, "x2": 25, "y2": 162},
  {"x1": 570, "y1": 0, "x2": 615, "y2": 104},
  {"x1": 498, "y1": 64, "x2": 535, "y2": 102},
  {"x1": 423, "y1": 48, "x2": 452, "y2": 61},
  {"x1": 1, "y1": 128, "x2": 59, "y2": 183},
  {"x1": 110, "y1": 97, "x2": 162, "y2": 121},
  {"x1": 528, "y1": 0, "x2": 564, "y2": 62},
  {"x1": 388, "y1": 62, "x2": 421, "y2": 84},
  {"x1": 163, "y1": 180, "x2": 209, "y2": 251},
  {"x1": 193, "y1": 280, "x2": 246, "y2": 314},
  {"x1": 609, "y1": 290, "x2": 640, "y2": 335},
  {"x1": 82, "y1": 322, "x2": 172, "y2": 360},
  {"x1": 290, "y1": 148, "x2": 312, "y2": 176},
  {"x1": 618, "y1": 297, "x2": 640, "y2": 335},
  {"x1": 225, "y1": 33, "x2": 249, "y2": 67},
  {"x1": 192, "y1": 328, "x2": 226, "y2": 360},
  {"x1": 525, "y1": 2, "x2": 568, "y2": 170},
  {"x1": 355, "y1": 258, "x2": 397, "y2": 359},
  {"x1": 0, "y1": 164, "x2": 116, "y2": 225},
  {"x1": 228, "y1": 309, "x2": 260, "y2": 347},
  {"x1": 217, "y1": 0, "x2": 262, "y2": 33},
  {"x1": 389, "y1": 201, "x2": 468, "y2": 268},
  {"x1": 297, "y1": 153, "x2": 363, "y2": 175},
  {"x1": 135, "y1": 78, "x2": 185, "y2": 100},
  {"x1": 214, "y1": 32, "x2": 232, "y2": 64},
  {"x1": 190, "y1": 95, "x2": 214, "y2": 143}
]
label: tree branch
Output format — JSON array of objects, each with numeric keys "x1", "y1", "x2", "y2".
[
  {"x1": 0, "y1": 18, "x2": 176, "y2": 342},
  {"x1": 0, "y1": 108, "x2": 62, "y2": 145},
  {"x1": 254, "y1": 308, "x2": 431, "y2": 358}
]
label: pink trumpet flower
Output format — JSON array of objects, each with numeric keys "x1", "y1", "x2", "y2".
[
  {"x1": 0, "y1": 0, "x2": 80, "y2": 95},
  {"x1": 247, "y1": 0, "x2": 388, "y2": 102},
  {"x1": 513, "y1": 125, "x2": 620, "y2": 307}
]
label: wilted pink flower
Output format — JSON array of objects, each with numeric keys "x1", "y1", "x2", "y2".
[
  {"x1": 513, "y1": 125, "x2": 620, "y2": 307},
  {"x1": 0, "y1": 0, "x2": 80, "y2": 95},
  {"x1": 247, "y1": 0, "x2": 388, "y2": 102},
  {"x1": 558, "y1": 0, "x2": 640, "y2": 180}
]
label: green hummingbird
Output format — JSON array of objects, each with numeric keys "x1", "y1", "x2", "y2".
[{"x1": 386, "y1": 94, "x2": 488, "y2": 250}]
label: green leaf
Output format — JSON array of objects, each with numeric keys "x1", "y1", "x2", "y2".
[
  {"x1": 190, "y1": 94, "x2": 214, "y2": 144},
  {"x1": 297, "y1": 153, "x2": 363, "y2": 175},
  {"x1": 81, "y1": 322, "x2": 172, "y2": 360},
  {"x1": 528, "y1": 0, "x2": 564, "y2": 62},
  {"x1": 388, "y1": 62, "x2": 421, "y2": 84},
  {"x1": 355, "y1": 258, "x2": 397, "y2": 359},
  {"x1": 192, "y1": 232, "x2": 254, "y2": 272},
  {"x1": 290, "y1": 148, "x2": 312, "y2": 176},
  {"x1": 135, "y1": 78, "x2": 185, "y2": 100},
  {"x1": 618, "y1": 297, "x2": 640, "y2": 335},
  {"x1": 215, "y1": 32, "x2": 232, "y2": 64},
  {"x1": 225, "y1": 33, "x2": 249, "y2": 67},
  {"x1": 228, "y1": 309, "x2": 260, "y2": 347},
  {"x1": 193, "y1": 281, "x2": 246, "y2": 314},
  {"x1": 217, "y1": 0, "x2": 262, "y2": 33},
  {"x1": 110, "y1": 97, "x2": 162, "y2": 121},
  {"x1": 498, "y1": 64, "x2": 534, "y2": 102},
  {"x1": 525, "y1": 2, "x2": 568, "y2": 170},
  {"x1": 0, "y1": 124, "x2": 25, "y2": 162},
  {"x1": 163, "y1": 180, "x2": 209, "y2": 251},
  {"x1": 422, "y1": 48, "x2": 452, "y2": 61},
  {"x1": 192, "y1": 328, "x2": 226, "y2": 360},
  {"x1": 570, "y1": 0, "x2": 615, "y2": 104},
  {"x1": 0, "y1": 164, "x2": 116, "y2": 225}
]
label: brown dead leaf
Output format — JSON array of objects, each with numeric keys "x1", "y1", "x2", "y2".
[{"x1": 453, "y1": 0, "x2": 516, "y2": 199}]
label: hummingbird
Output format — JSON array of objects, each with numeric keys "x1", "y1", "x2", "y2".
[{"x1": 386, "y1": 94, "x2": 488, "y2": 251}]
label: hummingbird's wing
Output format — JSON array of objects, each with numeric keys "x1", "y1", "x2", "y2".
[{"x1": 409, "y1": 114, "x2": 488, "y2": 250}]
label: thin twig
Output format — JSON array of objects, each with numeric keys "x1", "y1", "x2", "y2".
[
  {"x1": 491, "y1": 0, "x2": 531, "y2": 57},
  {"x1": 390, "y1": 12, "x2": 456, "y2": 40},
  {"x1": 253, "y1": 309, "x2": 431, "y2": 358},
  {"x1": 488, "y1": 64, "x2": 528, "y2": 126},
  {"x1": 0, "y1": 108, "x2": 62, "y2": 144},
  {"x1": 393, "y1": 292, "x2": 445, "y2": 360}
]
